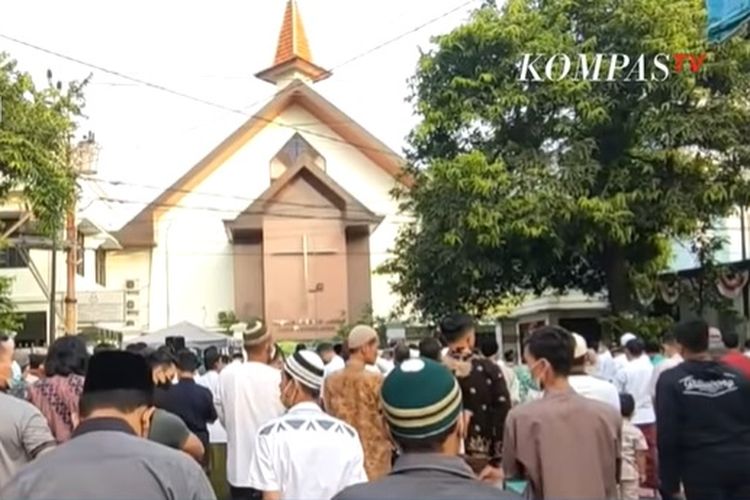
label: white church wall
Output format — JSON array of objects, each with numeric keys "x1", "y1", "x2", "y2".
[
  {"x1": 147, "y1": 114, "x2": 291, "y2": 330},
  {"x1": 133, "y1": 99, "x2": 406, "y2": 331}
]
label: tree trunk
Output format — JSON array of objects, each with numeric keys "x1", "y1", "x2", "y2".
[{"x1": 604, "y1": 245, "x2": 634, "y2": 314}]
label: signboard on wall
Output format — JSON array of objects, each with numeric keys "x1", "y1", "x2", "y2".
[{"x1": 78, "y1": 291, "x2": 125, "y2": 324}]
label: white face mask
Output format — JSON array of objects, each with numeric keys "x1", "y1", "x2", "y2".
[{"x1": 528, "y1": 359, "x2": 546, "y2": 391}]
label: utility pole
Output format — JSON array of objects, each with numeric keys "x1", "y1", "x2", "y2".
[
  {"x1": 63, "y1": 132, "x2": 99, "y2": 336},
  {"x1": 49, "y1": 236, "x2": 58, "y2": 343},
  {"x1": 64, "y1": 203, "x2": 77, "y2": 335}
]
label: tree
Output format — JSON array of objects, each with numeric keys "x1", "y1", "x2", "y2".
[
  {"x1": 0, "y1": 53, "x2": 88, "y2": 234},
  {"x1": 384, "y1": 0, "x2": 750, "y2": 321},
  {"x1": 0, "y1": 54, "x2": 88, "y2": 331},
  {"x1": 0, "y1": 276, "x2": 22, "y2": 333}
]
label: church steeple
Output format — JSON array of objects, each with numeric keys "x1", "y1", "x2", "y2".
[{"x1": 255, "y1": 0, "x2": 331, "y2": 86}]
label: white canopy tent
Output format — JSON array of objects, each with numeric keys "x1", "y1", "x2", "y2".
[{"x1": 123, "y1": 321, "x2": 234, "y2": 350}]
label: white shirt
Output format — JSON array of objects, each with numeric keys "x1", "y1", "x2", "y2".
[
  {"x1": 219, "y1": 361, "x2": 285, "y2": 487},
  {"x1": 569, "y1": 374, "x2": 621, "y2": 412},
  {"x1": 615, "y1": 355, "x2": 655, "y2": 425},
  {"x1": 595, "y1": 350, "x2": 618, "y2": 382},
  {"x1": 649, "y1": 353, "x2": 683, "y2": 399},
  {"x1": 196, "y1": 370, "x2": 227, "y2": 444},
  {"x1": 613, "y1": 353, "x2": 629, "y2": 375},
  {"x1": 248, "y1": 402, "x2": 368, "y2": 500},
  {"x1": 497, "y1": 361, "x2": 520, "y2": 405},
  {"x1": 323, "y1": 355, "x2": 345, "y2": 379},
  {"x1": 374, "y1": 357, "x2": 394, "y2": 375}
]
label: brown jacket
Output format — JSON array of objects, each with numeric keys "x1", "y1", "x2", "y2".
[{"x1": 323, "y1": 359, "x2": 392, "y2": 480}]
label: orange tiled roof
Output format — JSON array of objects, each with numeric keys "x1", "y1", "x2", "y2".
[{"x1": 274, "y1": 0, "x2": 313, "y2": 65}]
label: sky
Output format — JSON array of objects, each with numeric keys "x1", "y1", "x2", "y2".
[{"x1": 1, "y1": 0, "x2": 479, "y2": 229}]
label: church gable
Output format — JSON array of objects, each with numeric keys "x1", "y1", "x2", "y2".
[
  {"x1": 225, "y1": 162, "x2": 382, "y2": 241},
  {"x1": 271, "y1": 133, "x2": 326, "y2": 182},
  {"x1": 114, "y1": 83, "x2": 403, "y2": 248}
]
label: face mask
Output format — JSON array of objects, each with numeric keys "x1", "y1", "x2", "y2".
[{"x1": 528, "y1": 360, "x2": 546, "y2": 391}]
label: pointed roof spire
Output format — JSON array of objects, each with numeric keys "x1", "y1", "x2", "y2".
[
  {"x1": 274, "y1": 0, "x2": 312, "y2": 65},
  {"x1": 255, "y1": 0, "x2": 331, "y2": 86}
]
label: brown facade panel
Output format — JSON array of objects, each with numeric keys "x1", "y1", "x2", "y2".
[
  {"x1": 346, "y1": 227, "x2": 372, "y2": 322},
  {"x1": 233, "y1": 240, "x2": 265, "y2": 321},
  {"x1": 263, "y1": 216, "x2": 349, "y2": 341}
]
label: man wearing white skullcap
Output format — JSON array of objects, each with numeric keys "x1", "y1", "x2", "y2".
[
  {"x1": 613, "y1": 333, "x2": 637, "y2": 375},
  {"x1": 248, "y1": 350, "x2": 367, "y2": 500}
]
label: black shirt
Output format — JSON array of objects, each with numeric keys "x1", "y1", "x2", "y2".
[
  {"x1": 656, "y1": 359, "x2": 750, "y2": 492},
  {"x1": 155, "y1": 378, "x2": 217, "y2": 455},
  {"x1": 443, "y1": 350, "x2": 511, "y2": 472}
]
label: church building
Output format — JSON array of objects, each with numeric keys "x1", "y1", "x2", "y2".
[{"x1": 108, "y1": 0, "x2": 407, "y2": 340}]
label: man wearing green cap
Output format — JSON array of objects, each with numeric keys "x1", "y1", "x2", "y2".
[{"x1": 333, "y1": 358, "x2": 522, "y2": 500}]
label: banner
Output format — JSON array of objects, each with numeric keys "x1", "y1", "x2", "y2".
[
  {"x1": 706, "y1": 0, "x2": 750, "y2": 43},
  {"x1": 716, "y1": 270, "x2": 749, "y2": 299}
]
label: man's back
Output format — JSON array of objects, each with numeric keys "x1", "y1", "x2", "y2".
[
  {"x1": 324, "y1": 361, "x2": 391, "y2": 480},
  {"x1": 616, "y1": 355, "x2": 655, "y2": 424},
  {"x1": 334, "y1": 454, "x2": 520, "y2": 500},
  {"x1": 0, "y1": 429, "x2": 214, "y2": 500},
  {"x1": 657, "y1": 360, "x2": 750, "y2": 496},
  {"x1": 503, "y1": 390, "x2": 621, "y2": 500},
  {"x1": 657, "y1": 360, "x2": 750, "y2": 458},
  {"x1": 196, "y1": 370, "x2": 227, "y2": 443},
  {"x1": 249, "y1": 402, "x2": 367, "y2": 500},
  {"x1": 0, "y1": 393, "x2": 55, "y2": 489},
  {"x1": 569, "y1": 374, "x2": 621, "y2": 411},
  {"x1": 158, "y1": 379, "x2": 216, "y2": 450},
  {"x1": 219, "y1": 361, "x2": 284, "y2": 487}
]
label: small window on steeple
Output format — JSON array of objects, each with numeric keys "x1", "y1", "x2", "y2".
[{"x1": 270, "y1": 133, "x2": 326, "y2": 181}]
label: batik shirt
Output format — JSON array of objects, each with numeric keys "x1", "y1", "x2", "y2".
[
  {"x1": 324, "y1": 359, "x2": 393, "y2": 481},
  {"x1": 443, "y1": 349, "x2": 511, "y2": 472},
  {"x1": 27, "y1": 375, "x2": 85, "y2": 443}
]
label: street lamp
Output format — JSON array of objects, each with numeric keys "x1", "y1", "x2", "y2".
[{"x1": 63, "y1": 131, "x2": 100, "y2": 335}]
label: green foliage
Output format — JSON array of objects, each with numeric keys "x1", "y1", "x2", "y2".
[
  {"x1": 385, "y1": 0, "x2": 750, "y2": 321},
  {"x1": 0, "y1": 276, "x2": 22, "y2": 333},
  {"x1": 0, "y1": 54, "x2": 89, "y2": 235},
  {"x1": 679, "y1": 228, "x2": 742, "y2": 325},
  {"x1": 217, "y1": 311, "x2": 238, "y2": 334},
  {"x1": 599, "y1": 313, "x2": 674, "y2": 345}
]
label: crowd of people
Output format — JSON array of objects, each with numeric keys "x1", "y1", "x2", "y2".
[{"x1": 1, "y1": 315, "x2": 750, "y2": 500}]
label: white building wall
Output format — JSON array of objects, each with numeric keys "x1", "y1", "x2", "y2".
[
  {"x1": 137, "y1": 101, "x2": 406, "y2": 330},
  {"x1": 4, "y1": 249, "x2": 58, "y2": 313},
  {"x1": 3, "y1": 245, "x2": 108, "y2": 338},
  {"x1": 106, "y1": 249, "x2": 151, "y2": 331}
]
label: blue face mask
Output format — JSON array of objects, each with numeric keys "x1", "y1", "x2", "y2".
[{"x1": 5, "y1": 361, "x2": 26, "y2": 398}]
